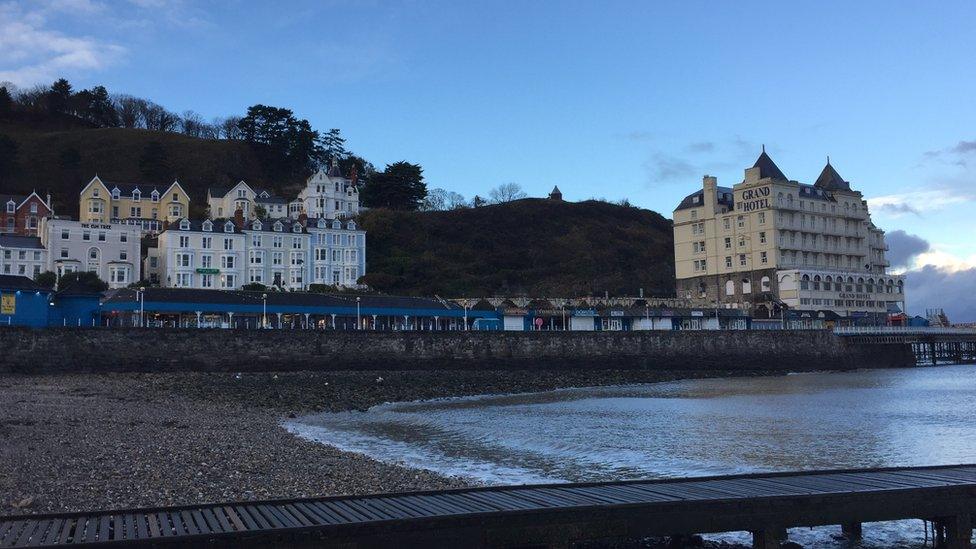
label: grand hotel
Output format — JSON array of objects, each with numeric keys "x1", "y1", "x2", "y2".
[{"x1": 673, "y1": 149, "x2": 905, "y2": 321}]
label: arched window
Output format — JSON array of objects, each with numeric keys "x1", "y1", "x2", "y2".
[
  {"x1": 800, "y1": 274, "x2": 809, "y2": 290},
  {"x1": 725, "y1": 280, "x2": 735, "y2": 296},
  {"x1": 761, "y1": 276, "x2": 771, "y2": 292},
  {"x1": 742, "y1": 279, "x2": 752, "y2": 294}
]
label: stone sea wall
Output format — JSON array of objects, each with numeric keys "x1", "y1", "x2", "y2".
[{"x1": 0, "y1": 328, "x2": 915, "y2": 374}]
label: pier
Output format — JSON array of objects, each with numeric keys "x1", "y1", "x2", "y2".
[
  {"x1": 2, "y1": 464, "x2": 974, "y2": 548},
  {"x1": 835, "y1": 326, "x2": 976, "y2": 365}
]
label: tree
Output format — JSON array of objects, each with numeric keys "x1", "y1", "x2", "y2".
[
  {"x1": 242, "y1": 282, "x2": 267, "y2": 292},
  {"x1": 180, "y1": 110, "x2": 204, "y2": 137},
  {"x1": 420, "y1": 188, "x2": 447, "y2": 211},
  {"x1": 114, "y1": 95, "x2": 144, "y2": 128},
  {"x1": 57, "y1": 271, "x2": 108, "y2": 292},
  {"x1": 0, "y1": 86, "x2": 12, "y2": 119},
  {"x1": 445, "y1": 191, "x2": 468, "y2": 210},
  {"x1": 360, "y1": 161, "x2": 427, "y2": 210},
  {"x1": 320, "y1": 128, "x2": 348, "y2": 164},
  {"x1": 217, "y1": 116, "x2": 242, "y2": 139},
  {"x1": 471, "y1": 195, "x2": 486, "y2": 208},
  {"x1": 237, "y1": 104, "x2": 322, "y2": 178},
  {"x1": 47, "y1": 78, "x2": 73, "y2": 114},
  {"x1": 253, "y1": 204, "x2": 267, "y2": 219},
  {"x1": 488, "y1": 182, "x2": 527, "y2": 203},
  {"x1": 35, "y1": 271, "x2": 57, "y2": 289},
  {"x1": 0, "y1": 134, "x2": 19, "y2": 178},
  {"x1": 139, "y1": 141, "x2": 172, "y2": 184}
]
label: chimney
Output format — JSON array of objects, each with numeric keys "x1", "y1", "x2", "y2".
[
  {"x1": 234, "y1": 207, "x2": 244, "y2": 229},
  {"x1": 298, "y1": 212, "x2": 308, "y2": 227},
  {"x1": 162, "y1": 219, "x2": 170, "y2": 231},
  {"x1": 349, "y1": 164, "x2": 358, "y2": 186},
  {"x1": 702, "y1": 175, "x2": 719, "y2": 213}
]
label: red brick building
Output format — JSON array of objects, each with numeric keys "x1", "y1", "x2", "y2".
[{"x1": 0, "y1": 192, "x2": 54, "y2": 237}]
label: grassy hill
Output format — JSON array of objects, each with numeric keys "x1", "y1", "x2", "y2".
[
  {"x1": 0, "y1": 119, "x2": 299, "y2": 217},
  {"x1": 360, "y1": 198, "x2": 675, "y2": 297},
  {"x1": 1, "y1": 119, "x2": 676, "y2": 297}
]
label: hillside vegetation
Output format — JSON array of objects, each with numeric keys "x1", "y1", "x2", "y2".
[{"x1": 360, "y1": 198, "x2": 675, "y2": 297}]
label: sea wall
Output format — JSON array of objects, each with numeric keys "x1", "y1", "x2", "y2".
[{"x1": 0, "y1": 328, "x2": 915, "y2": 374}]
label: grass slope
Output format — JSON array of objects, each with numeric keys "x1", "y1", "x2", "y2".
[{"x1": 360, "y1": 198, "x2": 675, "y2": 297}]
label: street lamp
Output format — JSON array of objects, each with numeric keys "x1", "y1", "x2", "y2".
[
  {"x1": 356, "y1": 296, "x2": 361, "y2": 330},
  {"x1": 262, "y1": 293, "x2": 267, "y2": 328},
  {"x1": 463, "y1": 302, "x2": 469, "y2": 331},
  {"x1": 138, "y1": 286, "x2": 145, "y2": 327}
]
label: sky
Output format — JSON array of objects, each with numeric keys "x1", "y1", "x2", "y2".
[{"x1": 2, "y1": 0, "x2": 976, "y2": 319}]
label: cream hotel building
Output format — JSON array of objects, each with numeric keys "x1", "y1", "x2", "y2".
[{"x1": 673, "y1": 149, "x2": 904, "y2": 322}]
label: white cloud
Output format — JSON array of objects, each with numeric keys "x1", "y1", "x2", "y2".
[
  {"x1": 867, "y1": 189, "x2": 972, "y2": 218},
  {"x1": 0, "y1": 2, "x2": 125, "y2": 86}
]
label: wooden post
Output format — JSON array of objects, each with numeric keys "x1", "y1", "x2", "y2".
[
  {"x1": 841, "y1": 522, "x2": 862, "y2": 539},
  {"x1": 752, "y1": 527, "x2": 787, "y2": 549},
  {"x1": 937, "y1": 514, "x2": 973, "y2": 549}
]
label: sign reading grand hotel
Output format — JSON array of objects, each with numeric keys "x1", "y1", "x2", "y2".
[{"x1": 739, "y1": 186, "x2": 771, "y2": 212}]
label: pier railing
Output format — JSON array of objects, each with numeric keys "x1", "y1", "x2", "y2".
[{"x1": 2, "y1": 464, "x2": 974, "y2": 548}]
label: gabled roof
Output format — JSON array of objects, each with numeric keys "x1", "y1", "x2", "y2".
[
  {"x1": 208, "y1": 181, "x2": 253, "y2": 199},
  {"x1": 752, "y1": 150, "x2": 788, "y2": 181},
  {"x1": 813, "y1": 161, "x2": 851, "y2": 191},
  {"x1": 0, "y1": 274, "x2": 48, "y2": 292}
]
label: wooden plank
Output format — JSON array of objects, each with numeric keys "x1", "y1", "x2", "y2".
[
  {"x1": 24, "y1": 519, "x2": 51, "y2": 547},
  {"x1": 12, "y1": 522, "x2": 38, "y2": 548},
  {"x1": 259, "y1": 504, "x2": 295, "y2": 528},
  {"x1": 83, "y1": 516, "x2": 99, "y2": 543},
  {"x1": 236, "y1": 506, "x2": 264, "y2": 530},
  {"x1": 356, "y1": 498, "x2": 411, "y2": 519},
  {"x1": 179, "y1": 510, "x2": 199, "y2": 535},
  {"x1": 371, "y1": 497, "x2": 437, "y2": 518},
  {"x1": 57, "y1": 518, "x2": 75, "y2": 544},
  {"x1": 251, "y1": 505, "x2": 285, "y2": 529},
  {"x1": 462, "y1": 491, "x2": 539, "y2": 511},
  {"x1": 97, "y1": 515, "x2": 111, "y2": 542},
  {"x1": 135, "y1": 513, "x2": 150, "y2": 539},
  {"x1": 210, "y1": 507, "x2": 233, "y2": 533},
  {"x1": 292, "y1": 502, "x2": 337, "y2": 526},
  {"x1": 326, "y1": 501, "x2": 373, "y2": 522},
  {"x1": 123, "y1": 513, "x2": 136, "y2": 540},
  {"x1": 147, "y1": 513, "x2": 161, "y2": 538},
  {"x1": 190, "y1": 510, "x2": 209, "y2": 534},
  {"x1": 342, "y1": 500, "x2": 396, "y2": 522},
  {"x1": 241, "y1": 506, "x2": 271, "y2": 530},
  {"x1": 281, "y1": 504, "x2": 315, "y2": 527},
  {"x1": 2, "y1": 521, "x2": 27, "y2": 548},
  {"x1": 168, "y1": 512, "x2": 186, "y2": 536},
  {"x1": 427, "y1": 494, "x2": 483, "y2": 514},
  {"x1": 221, "y1": 506, "x2": 248, "y2": 532},
  {"x1": 200, "y1": 508, "x2": 225, "y2": 533},
  {"x1": 37, "y1": 519, "x2": 62, "y2": 547},
  {"x1": 306, "y1": 502, "x2": 352, "y2": 523}
]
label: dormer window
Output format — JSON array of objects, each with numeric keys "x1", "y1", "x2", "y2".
[
  {"x1": 5, "y1": 200, "x2": 13, "y2": 213},
  {"x1": 224, "y1": 221, "x2": 234, "y2": 233},
  {"x1": 179, "y1": 219, "x2": 190, "y2": 230},
  {"x1": 273, "y1": 222, "x2": 283, "y2": 232},
  {"x1": 132, "y1": 189, "x2": 141, "y2": 201},
  {"x1": 317, "y1": 218, "x2": 326, "y2": 228},
  {"x1": 112, "y1": 188, "x2": 120, "y2": 200},
  {"x1": 292, "y1": 223, "x2": 301, "y2": 233},
  {"x1": 253, "y1": 221, "x2": 262, "y2": 231},
  {"x1": 347, "y1": 221, "x2": 356, "y2": 230},
  {"x1": 151, "y1": 191, "x2": 160, "y2": 202},
  {"x1": 202, "y1": 220, "x2": 213, "y2": 232}
]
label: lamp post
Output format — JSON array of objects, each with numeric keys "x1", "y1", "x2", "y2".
[
  {"x1": 356, "y1": 296, "x2": 361, "y2": 330},
  {"x1": 262, "y1": 293, "x2": 267, "y2": 328},
  {"x1": 138, "y1": 286, "x2": 145, "y2": 327},
  {"x1": 463, "y1": 303, "x2": 469, "y2": 331}
]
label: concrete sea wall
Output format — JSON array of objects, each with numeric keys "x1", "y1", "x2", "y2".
[{"x1": 0, "y1": 328, "x2": 915, "y2": 374}]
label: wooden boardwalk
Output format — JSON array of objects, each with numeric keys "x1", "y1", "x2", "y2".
[{"x1": 1, "y1": 464, "x2": 974, "y2": 548}]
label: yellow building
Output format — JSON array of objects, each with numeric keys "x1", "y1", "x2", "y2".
[{"x1": 79, "y1": 176, "x2": 190, "y2": 234}]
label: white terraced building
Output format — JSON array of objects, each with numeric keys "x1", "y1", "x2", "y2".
[{"x1": 673, "y1": 149, "x2": 904, "y2": 322}]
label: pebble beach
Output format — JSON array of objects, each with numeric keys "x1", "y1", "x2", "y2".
[{"x1": 0, "y1": 368, "x2": 768, "y2": 517}]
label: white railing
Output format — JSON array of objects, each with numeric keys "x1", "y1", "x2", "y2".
[{"x1": 834, "y1": 326, "x2": 976, "y2": 335}]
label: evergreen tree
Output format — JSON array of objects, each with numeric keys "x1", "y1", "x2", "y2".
[
  {"x1": 48, "y1": 78, "x2": 73, "y2": 114},
  {"x1": 0, "y1": 134, "x2": 19, "y2": 178},
  {"x1": 320, "y1": 128, "x2": 348, "y2": 164},
  {"x1": 0, "y1": 86, "x2": 13, "y2": 119},
  {"x1": 361, "y1": 161, "x2": 427, "y2": 210},
  {"x1": 87, "y1": 86, "x2": 118, "y2": 127},
  {"x1": 138, "y1": 141, "x2": 172, "y2": 184}
]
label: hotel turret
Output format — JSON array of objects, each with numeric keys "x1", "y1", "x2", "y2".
[{"x1": 672, "y1": 149, "x2": 904, "y2": 323}]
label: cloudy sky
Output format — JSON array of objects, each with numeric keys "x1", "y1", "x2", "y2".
[{"x1": 2, "y1": 1, "x2": 975, "y2": 319}]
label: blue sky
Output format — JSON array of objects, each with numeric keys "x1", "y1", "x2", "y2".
[{"x1": 2, "y1": 1, "x2": 976, "y2": 319}]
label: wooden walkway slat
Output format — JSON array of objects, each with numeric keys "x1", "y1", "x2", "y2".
[{"x1": 2, "y1": 464, "x2": 976, "y2": 547}]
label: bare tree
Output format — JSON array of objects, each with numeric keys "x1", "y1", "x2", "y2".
[
  {"x1": 180, "y1": 110, "x2": 204, "y2": 137},
  {"x1": 114, "y1": 95, "x2": 145, "y2": 128},
  {"x1": 216, "y1": 116, "x2": 242, "y2": 139},
  {"x1": 488, "y1": 182, "x2": 527, "y2": 204},
  {"x1": 420, "y1": 188, "x2": 448, "y2": 211},
  {"x1": 445, "y1": 191, "x2": 468, "y2": 209},
  {"x1": 14, "y1": 84, "x2": 47, "y2": 112}
]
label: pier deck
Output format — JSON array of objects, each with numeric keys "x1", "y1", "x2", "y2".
[{"x1": 2, "y1": 464, "x2": 974, "y2": 548}]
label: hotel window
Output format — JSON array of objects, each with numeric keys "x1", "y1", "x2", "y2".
[
  {"x1": 222, "y1": 274, "x2": 236, "y2": 289},
  {"x1": 760, "y1": 251, "x2": 768, "y2": 264},
  {"x1": 120, "y1": 233, "x2": 128, "y2": 243},
  {"x1": 723, "y1": 218, "x2": 731, "y2": 231},
  {"x1": 737, "y1": 216, "x2": 744, "y2": 228},
  {"x1": 252, "y1": 235, "x2": 262, "y2": 247},
  {"x1": 60, "y1": 248, "x2": 68, "y2": 259},
  {"x1": 224, "y1": 238, "x2": 234, "y2": 250},
  {"x1": 98, "y1": 232, "x2": 106, "y2": 242},
  {"x1": 176, "y1": 253, "x2": 191, "y2": 267},
  {"x1": 741, "y1": 279, "x2": 751, "y2": 294},
  {"x1": 250, "y1": 270, "x2": 263, "y2": 283},
  {"x1": 759, "y1": 232, "x2": 766, "y2": 244},
  {"x1": 201, "y1": 274, "x2": 213, "y2": 288},
  {"x1": 272, "y1": 252, "x2": 283, "y2": 266},
  {"x1": 201, "y1": 255, "x2": 212, "y2": 268},
  {"x1": 757, "y1": 212, "x2": 765, "y2": 224},
  {"x1": 130, "y1": 207, "x2": 141, "y2": 217},
  {"x1": 179, "y1": 236, "x2": 190, "y2": 248},
  {"x1": 119, "y1": 250, "x2": 127, "y2": 261},
  {"x1": 722, "y1": 237, "x2": 731, "y2": 250},
  {"x1": 738, "y1": 237, "x2": 745, "y2": 247},
  {"x1": 761, "y1": 276, "x2": 771, "y2": 291},
  {"x1": 202, "y1": 236, "x2": 212, "y2": 249},
  {"x1": 221, "y1": 256, "x2": 235, "y2": 269},
  {"x1": 691, "y1": 210, "x2": 698, "y2": 220},
  {"x1": 176, "y1": 272, "x2": 191, "y2": 287},
  {"x1": 61, "y1": 229, "x2": 69, "y2": 239},
  {"x1": 250, "y1": 251, "x2": 262, "y2": 264},
  {"x1": 739, "y1": 254, "x2": 747, "y2": 267},
  {"x1": 273, "y1": 236, "x2": 283, "y2": 248},
  {"x1": 83, "y1": 231, "x2": 91, "y2": 241},
  {"x1": 725, "y1": 256, "x2": 732, "y2": 269}
]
